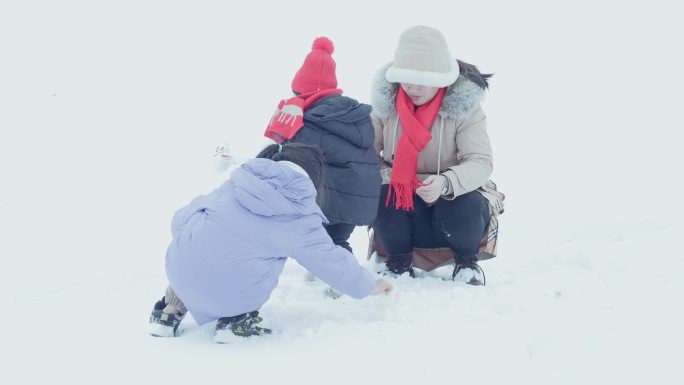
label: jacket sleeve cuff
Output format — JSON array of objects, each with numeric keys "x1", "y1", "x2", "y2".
[{"x1": 440, "y1": 170, "x2": 457, "y2": 200}]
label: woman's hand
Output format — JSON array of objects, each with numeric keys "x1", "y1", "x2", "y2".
[{"x1": 416, "y1": 174, "x2": 447, "y2": 204}]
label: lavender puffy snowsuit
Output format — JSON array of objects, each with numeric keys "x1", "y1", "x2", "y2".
[{"x1": 165, "y1": 158, "x2": 375, "y2": 325}]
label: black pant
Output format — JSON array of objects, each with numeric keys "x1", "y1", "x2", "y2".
[
  {"x1": 324, "y1": 223, "x2": 355, "y2": 253},
  {"x1": 372, "y1": 185, "x2": 490, "y2": 257}
]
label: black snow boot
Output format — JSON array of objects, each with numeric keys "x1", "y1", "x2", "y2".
[
  {"x1": 214, "y1": 311, "x2": 272, "y2": 343},
  {"x1": 384, "y1": 252, "x2": 416, "y2": 278},
  {"x1": 148, "y1": 297, "x2": 186, "y2": 337},
  {"x1": 452, "y1": 256, "x2": 486, "y2": 286}
]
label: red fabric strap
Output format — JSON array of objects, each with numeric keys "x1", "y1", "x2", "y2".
[{"x1": 264, "y1": 89, "x2": 343, "y2": 143}]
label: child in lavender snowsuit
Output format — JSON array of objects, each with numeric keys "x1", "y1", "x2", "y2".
[{"x1": 148, "y1": 143, "x2": 392, "y2": 342}]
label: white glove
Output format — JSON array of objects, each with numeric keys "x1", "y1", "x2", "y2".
[
  {"x1": 372, "y1": 279, "x2": 393, "y2": 295},
  {"x1": 211, "y1": 142, "x2": 235, "y2": 172},
  {"x1": 416, "y1": 174, "x2": 448, "y2": 204},
  {"x1": 380, "y1": 167, "x2": 392, "y2": 184}
]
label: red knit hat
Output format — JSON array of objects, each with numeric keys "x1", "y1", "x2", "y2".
[{"x1": 291, "y1": 37, "x2": 338, "y2": 93}]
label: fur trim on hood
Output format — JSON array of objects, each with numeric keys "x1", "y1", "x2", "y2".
[{"x1": 371, "y1": 60, "x2": 491, "y2": 120}]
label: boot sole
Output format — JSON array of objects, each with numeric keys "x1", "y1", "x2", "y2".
[
  {"x1": 148, "y1": 322, "x2": 178, "y2": 337},
  {"x1": 213, "y1": 328, "x2": 243, "y2": 344}
]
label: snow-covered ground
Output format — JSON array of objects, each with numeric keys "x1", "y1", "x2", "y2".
[{"x1": 1, "y1": 1, "x2": 682, "y2": 384}]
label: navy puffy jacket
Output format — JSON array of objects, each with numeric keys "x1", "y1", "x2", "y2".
[{"x1": 287, "y1": 94, "x2": 381, "y2": 225}]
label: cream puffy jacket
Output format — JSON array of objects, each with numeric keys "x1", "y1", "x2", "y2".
[{"x1": 371, "y1": 61, "x2": 504, "y2": 214}]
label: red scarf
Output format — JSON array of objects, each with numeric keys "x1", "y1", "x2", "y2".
[
  {"x1": 264, "y1": 88, "x2": 343, "y2": 143},
  {"x1": 387, "y1": 86, "x2": 446, "y2": 211}
]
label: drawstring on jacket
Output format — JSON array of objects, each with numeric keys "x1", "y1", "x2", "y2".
[
  {"x1": 437, "y1": 114, "x2": 444, "y2": 175},
  {"x1": 391, "y1": 118, "x2": 399, "y2": 160}
]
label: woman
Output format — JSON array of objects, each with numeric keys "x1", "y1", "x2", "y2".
[
  {"x1": 148, "y1": 143, "x2": 392, "y2": 342},
  {"x1": 369, "y1": 25, "x2": 505, "y2": 285}
]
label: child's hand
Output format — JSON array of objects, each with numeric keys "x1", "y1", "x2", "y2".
[{"x1": 372, "y1": 279, "x2": 393, "y2": 295}]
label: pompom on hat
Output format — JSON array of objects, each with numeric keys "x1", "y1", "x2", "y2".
[
  {"x1": 385, "y1": 25, "x2": 460, "y2": 87},
  {"x1": 291, "y1": 37, "x2": 338, "y2": 93}
]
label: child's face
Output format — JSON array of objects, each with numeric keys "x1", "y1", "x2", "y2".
[{"x1": 401, "y1": 83, "x2": 440, "y2": 106}]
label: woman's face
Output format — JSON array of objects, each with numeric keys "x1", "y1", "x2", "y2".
[{"x1": 401, "y1": 83, "x2": 440, "y2": 106}]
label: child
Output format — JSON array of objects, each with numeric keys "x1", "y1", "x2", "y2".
[
  {"x1": 264, "y1": 37, "x2": 381, "y2": 253},
  {"x1": 148, "y1": 143, "x2": 392, "y2": 342}
]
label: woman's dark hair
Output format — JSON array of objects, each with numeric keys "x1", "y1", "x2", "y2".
[{"x1": 256, "y1": 143, "x2": 325, "y2": 191}]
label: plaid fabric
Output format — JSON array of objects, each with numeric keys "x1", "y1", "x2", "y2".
[
  {"x1": 473, "y1": 180, "x2": 504, "y2": 260},
  {"x1": 368, "y1": 182, "x2": 504, "y2": 270},
  {"x1": 475, "y1": 207, "x2": 499, "y2": 260}
]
